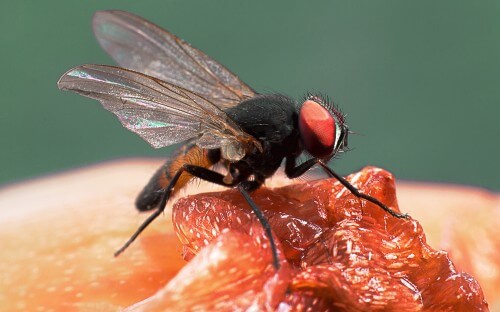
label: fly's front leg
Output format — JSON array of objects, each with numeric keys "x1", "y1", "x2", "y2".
[
  {"x1": 284, "y1": 156, "x2": 408, "y2": 219},
  {"x1": 284, "y1": 156, "x2": 318, "y2": 178},
  {"x1": 115, "y1": 164, "x2": 237, "y2": 257},
  {"x1": 316, "y1": 161, "x2": 409, "y2": 219}
]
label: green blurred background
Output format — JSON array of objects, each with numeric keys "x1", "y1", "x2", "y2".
[{"x1": 1, "y1": 1, "x2": 499, "y2": 190}]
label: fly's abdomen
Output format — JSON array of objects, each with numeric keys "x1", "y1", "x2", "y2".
[{"x1": 135, "y1": 143, "x2": 220, "y2": 211}]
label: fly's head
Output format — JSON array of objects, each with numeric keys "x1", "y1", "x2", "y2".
[{"x1": 298, "y1": 94, "x2": 349, "y2": 160}]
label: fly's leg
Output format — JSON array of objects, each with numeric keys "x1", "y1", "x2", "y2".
[
  {"x1": 238, "y1": 186, "x2": 280, "y2": 270},
  {"x1": 284, "y1": 157, "x2": 409, "y2": 219},
  {"x1": 284, "y1": 157, "x2": 318, "y2": 178},
  {"x1": 317, "y1": 160, "x2": 409, "y2": 219},
  {"x1": 115, "y1": 164, "x2": 234, "y2": 257}
]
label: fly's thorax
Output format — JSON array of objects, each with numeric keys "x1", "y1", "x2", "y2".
[
  {"x1": 221, "y1": 93, "x2": 302, "y2": 165},
  {"x1": 224, "y1": 94, "x2": 298, "y2": 141}
]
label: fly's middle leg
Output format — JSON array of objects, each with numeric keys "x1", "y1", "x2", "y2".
[{"x1": 238, "y1": 186, "x2": 281, "y2": 270}]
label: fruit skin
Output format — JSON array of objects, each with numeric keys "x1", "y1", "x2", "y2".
[{"x1": 0, "y1": 160, "x2": 495, "y2": 311}]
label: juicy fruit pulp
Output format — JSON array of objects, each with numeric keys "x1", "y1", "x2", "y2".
[{"x1": 137, "y1": 167, "x2": 488, "y2": 311}]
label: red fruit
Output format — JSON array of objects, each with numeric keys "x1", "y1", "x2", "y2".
[{"x1": 152, "y1": 166, "x2": 488, "y2": 311}]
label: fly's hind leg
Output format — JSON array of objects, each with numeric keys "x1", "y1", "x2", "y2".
[
  {"x1": 115, "y1": 167, "x2": 185, "y2": 256},
  {"x1": 116, "y1": 144, "x2": 220, "y2": 256},
  {"x1": 115, "y1": 163, "x2": 235, "y2": 257}
]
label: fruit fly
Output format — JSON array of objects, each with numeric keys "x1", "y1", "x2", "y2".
[{"x1": 58, "y1": 10, "x2": 408, "y2": 270}]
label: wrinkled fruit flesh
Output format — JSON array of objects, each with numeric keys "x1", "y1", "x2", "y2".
[{"x1": 133, "y1": 167, "x2": 488, "y2": 311}]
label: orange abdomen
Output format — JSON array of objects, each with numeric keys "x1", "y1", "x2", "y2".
[{"x1": 135, "y1": 143, "x2": 220, "y2": 211}]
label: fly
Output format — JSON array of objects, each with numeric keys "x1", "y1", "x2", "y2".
[{"x1": 57, "y1": 10, "x2": 409, "y2": 270}]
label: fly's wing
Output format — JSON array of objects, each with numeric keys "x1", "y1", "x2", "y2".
[
  {"x1": 57, "y1": 64, "x2": 261, "y2": 160},
  {"x1": 92, "y1": 10, "x2": 256, "y2": 110}
]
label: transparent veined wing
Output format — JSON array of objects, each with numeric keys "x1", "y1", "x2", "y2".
[
  {"x1": 57, "y1": 64, "x2": 261, "y2": 160},
  {"x1": 92, "y1": 10, "x2": 256, "y2": 110}
]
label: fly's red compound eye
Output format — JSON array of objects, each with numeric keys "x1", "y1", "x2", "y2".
[{"x1": 298, "y1": 100, "x2": 336, "y2": 158}]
